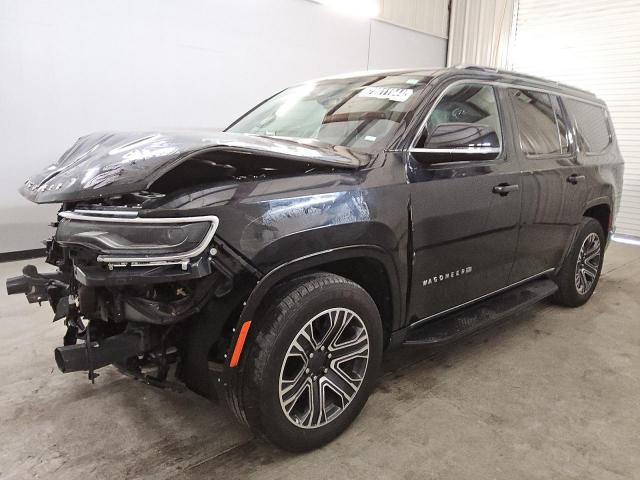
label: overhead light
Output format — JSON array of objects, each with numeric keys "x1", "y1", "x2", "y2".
[{"x1": 316, "y1": 0, "x2": 380, "y2": 18}]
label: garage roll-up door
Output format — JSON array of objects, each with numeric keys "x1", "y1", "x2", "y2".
[{"x1": 510, "y1": 0, "x2": 640, "y2": 237}]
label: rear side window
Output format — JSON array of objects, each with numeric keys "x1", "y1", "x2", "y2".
[
  {"x1": 564, "y1": 99, "x2": 611, "y2": 153},
  {"x1": 555, "y1": 98, "x2": 570, "y2": 153},
  {"x1": 510, "y1": 89, "x2": 567, "y2": 156}
]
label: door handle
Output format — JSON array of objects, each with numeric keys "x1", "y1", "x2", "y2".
[
  {"x1": 492, "y1": 183, "x2": 519, "y2": 196},
  {"x1": 567, "y1": 174, "x2": 586, "y2": 185}
]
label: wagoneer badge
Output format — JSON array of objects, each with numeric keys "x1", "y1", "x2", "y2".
[{"x1": 423, "y1": 266, "x2": 473, "y2": 287}]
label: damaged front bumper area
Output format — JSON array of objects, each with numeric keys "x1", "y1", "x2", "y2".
[{"x1": 6, "y1": 209, "x2": 257, "y2": 394}]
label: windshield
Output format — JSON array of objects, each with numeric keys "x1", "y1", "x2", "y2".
[{"x1": 227, "y1": 73, "x2": 432, "y2": 153}]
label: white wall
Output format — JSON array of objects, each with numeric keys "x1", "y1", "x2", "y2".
[
  {"x1": 446, "y1": 0, "x2": 514, "y2": 68},
  {"x1": 379, "y1": 0, "x2": 450, "y2": 38},
  {"x1": 0, "y1": 0, "x2": 447, "y2": 253},
  {"x1": 369, "y1": 19, "x2": 446, "y2": 69}
]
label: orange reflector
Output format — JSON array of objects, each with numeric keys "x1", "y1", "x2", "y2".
[{"x1": 229, "y1": 321, "x2": 252, "y2": 368}]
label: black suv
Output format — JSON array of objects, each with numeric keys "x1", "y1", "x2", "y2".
[{"x1": 7, "y1": 66, "x2": 623, "y2": 451}]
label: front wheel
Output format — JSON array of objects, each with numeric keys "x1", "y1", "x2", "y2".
[
  {"x1": 553, "y1": 217, "x2": 605, "y2": 307},
  {"x1": 234, "y1": 272, "x2": 383, "y2": 452}
]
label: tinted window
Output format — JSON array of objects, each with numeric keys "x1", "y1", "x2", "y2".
[
  {"x1": 554, "y1": 97, "x2": 570, "y2": 153},
  {"x1": 418, "y1": 84, "x2": 502, "y2": 151},
  {"x1": 511, "y1": 89, "x2": 566, "y2": 155},
  {"x1": 564, "y1": 99, "x2": 611, "y2": 153}
]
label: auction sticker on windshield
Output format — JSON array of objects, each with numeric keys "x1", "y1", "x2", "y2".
[{"x1": 358, "y1": 86, "x2": 414, "y2": 102}]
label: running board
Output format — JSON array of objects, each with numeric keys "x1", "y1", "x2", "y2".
[{"x1": 403, "y1": 278, "x2": 558, "y2": 346}]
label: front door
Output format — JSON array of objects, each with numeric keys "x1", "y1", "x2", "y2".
[{"x1": 407, "y1": 84, "x2": 522, "y2": 323}]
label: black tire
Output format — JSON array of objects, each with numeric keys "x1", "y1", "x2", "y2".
[
  {"x1": 553, "y1": 217, "x2": 605, "y2": 307},
  {"x1": 234, "y1": 272, "x2": 383, "y2": 452}
]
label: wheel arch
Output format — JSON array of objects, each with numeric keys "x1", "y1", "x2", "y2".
[
  {"x1": 555, "y1": 197, "x2": 612, "y2": 277},
  {"x1": 583, "y1": 200, "x2": 612, "y2": 243},
  {"x1": 227, "y1": 245, "x2": 403, "y2": 364}
]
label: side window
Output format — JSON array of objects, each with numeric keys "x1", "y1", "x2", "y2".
[
  {"x1": 510, "y1": 89, "x2": 566, "y2": 156},
  {"x1": 553, "y1": 96, "x2": 571, "y2": 153},
  {"x1": 416, "y1": 84, "x2": 502, "y2": 153},
  {"x1": 564, "y1": 98, "x2": 611, "y2": 153}
]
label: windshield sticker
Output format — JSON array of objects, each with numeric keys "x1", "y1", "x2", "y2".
[
  {"x1": 364, "y1": 135, "x2": 377, "y2": 142},
  {"x1": 405, "y1": 79, "x2": 419, "y2": 85},
  {"x1": 358, "y1": 86, "x2": 413, "y2": 102}
]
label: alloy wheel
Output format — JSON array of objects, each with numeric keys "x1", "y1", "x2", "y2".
[
  {"x1": 575, "y1": 232, "x2": 601, "y2": 295},
  {"x1": 278, "y1": 307, "x2": 370, "y2": 429}
]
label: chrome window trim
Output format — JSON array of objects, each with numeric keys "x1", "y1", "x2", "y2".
[
  {"x1": 58, "y1": 211, "x2": 219, "y2": 266},
  {"x1": 409, "y1": 79, "x2": 607, "y2": 151},
  {"x1": 408, "y1": 147, "x2": 501, "y2": 155}
]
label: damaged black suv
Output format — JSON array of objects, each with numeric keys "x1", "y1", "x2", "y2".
[{"x1": 7, "y1": 66, "x2": 623, "y2": 451}]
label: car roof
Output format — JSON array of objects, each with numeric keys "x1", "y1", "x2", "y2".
[{"x1": 309, "y1": 65, "x2": 602, "y2": 105}]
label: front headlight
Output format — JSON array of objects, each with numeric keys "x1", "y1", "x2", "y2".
[{"x1": 56, "y1": 211, "x2": 219, "y2": 265}]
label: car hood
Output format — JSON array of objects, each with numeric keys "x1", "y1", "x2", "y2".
[{"x1": 20, "y1": 130, "x2": 368, "y2": 203}]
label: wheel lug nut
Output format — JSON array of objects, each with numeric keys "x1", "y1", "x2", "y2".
[
  {"x1": 309, "y1": 353, "x2": 314, "y2": 358},
  {"x1": 323, "y1": 367, "x2": 328, "y2": 373},
  {"x1": 327, "y1": 353, "x2": 332, "y2": 358},
  {"x1": 320, "y1": 346, "x2": 325, "y2": 351},
  {"x1": 305, "y1": 368, "x2": 310, "y2": 374},
  {"x1": 313, "y1": 376, "x2": 318, "y2": 381}
]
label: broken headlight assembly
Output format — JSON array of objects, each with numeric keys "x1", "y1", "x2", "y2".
[{"x1": 56, "y1": 211, "x2": 219, "y2": 266}]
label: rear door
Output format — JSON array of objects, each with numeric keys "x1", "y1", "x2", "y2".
[
  {"x1": 407, "y1": 84, "x2": 522, "y2": 322},
  {"x1": 507, "y1": 88, "x2": 588, "y2": 282}
]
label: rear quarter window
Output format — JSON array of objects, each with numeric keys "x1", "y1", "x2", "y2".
[{"x1": 564, "y1": 98, "x2": 611, "y2": 154}]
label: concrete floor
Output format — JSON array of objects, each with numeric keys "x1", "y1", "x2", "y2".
[{"x1": 0, "y1": 242, "x2": 639, "y2": 480}]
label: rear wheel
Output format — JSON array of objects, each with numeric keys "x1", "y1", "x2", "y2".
[
  {"x1": 553, "y1": 217, "x2": 605, "y2": 307},
  {"x1": 235, "y1": 272, "x2": 383, "y2": 452}
]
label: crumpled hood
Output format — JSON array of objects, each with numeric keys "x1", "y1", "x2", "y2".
[{"x1": 20, "y1": 130, "x2": 368, "y2": 203}]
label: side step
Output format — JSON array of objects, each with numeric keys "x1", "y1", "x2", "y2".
[{"x1": 403, "y1": 278, "x2": 558, "y2": 346}]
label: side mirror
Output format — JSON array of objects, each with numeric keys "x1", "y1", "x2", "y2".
[{"x1": 411, "y1": 122, "x2": 501, "y2": 164}]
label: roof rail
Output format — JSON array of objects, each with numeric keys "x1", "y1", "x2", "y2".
[{"x1": 451, "y1": 64, "x2": 597, "y2": 98}]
